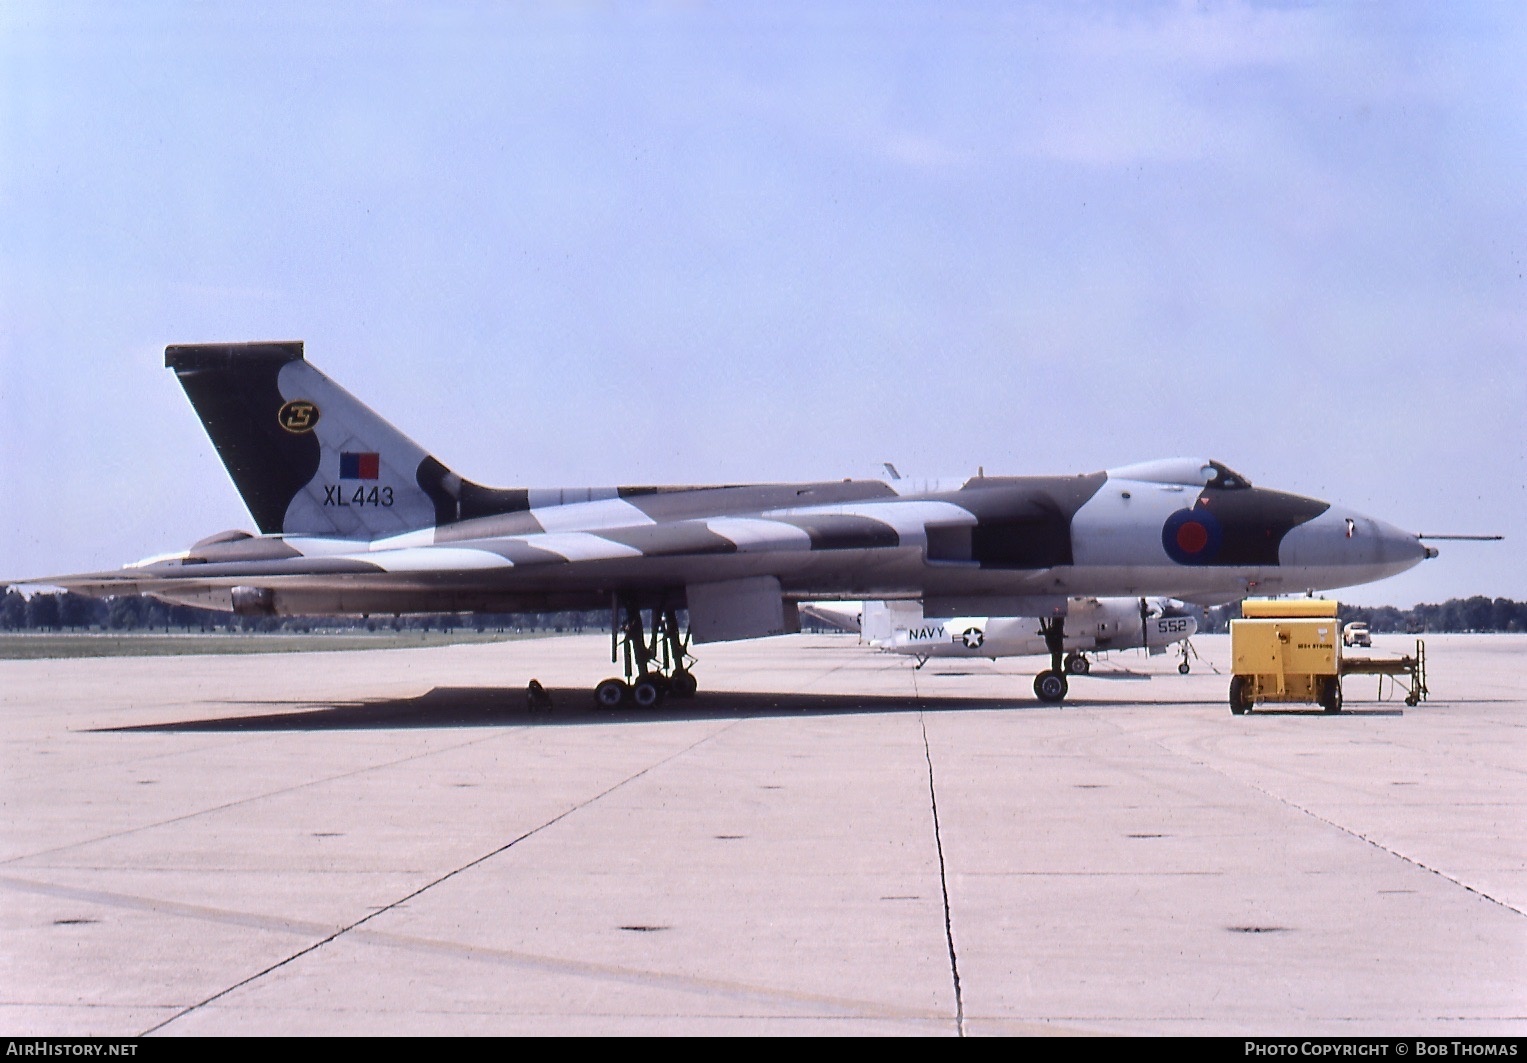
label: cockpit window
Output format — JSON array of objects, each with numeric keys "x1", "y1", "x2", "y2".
[
  {"x1": 1105, "y1": 458, "x2": 1254, "y2": 488},
  {"x1": 1206, "y1": 461, "x2": 1251, "y2": 490}
]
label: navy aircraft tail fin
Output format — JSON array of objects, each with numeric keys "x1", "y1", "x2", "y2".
[{"x1": 165, "y1": 342, "x2": 527, "y2": 539}]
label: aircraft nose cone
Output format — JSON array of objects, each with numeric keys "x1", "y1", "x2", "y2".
[
  {"x1": 1279, "y1": 507, "x2": 1429, "y2": 591},
  {"x1": 1372, "y1": 517, "x2": 1431, "y2": 566}
]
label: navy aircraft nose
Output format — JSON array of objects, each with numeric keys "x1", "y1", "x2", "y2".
[{"x1": 1157, "y1": 598, "x2": 1196, "y2": 618}]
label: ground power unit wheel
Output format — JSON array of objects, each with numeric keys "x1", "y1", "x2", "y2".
[{"x1": 1228, "y1": 675, "x2": 1253, "y2": 715}]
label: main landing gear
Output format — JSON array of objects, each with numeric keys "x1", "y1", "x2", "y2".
[
  {"x1": 593, "y1": 595, "x2": 699, "y2": 709},
  {"x1": 1033, "y1": 616, "x2": 1069, "y2": 703}
]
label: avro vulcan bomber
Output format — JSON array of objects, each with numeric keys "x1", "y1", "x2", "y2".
[{"x1": 26, "y1": 342, "x2": 1435, "y2": 705}]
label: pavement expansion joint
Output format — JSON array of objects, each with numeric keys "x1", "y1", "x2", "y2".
[
  {"x1": 1095, "y1": 703, "x2": 1527, "y2": 923},
  {"x1": 342, "y1": 923, "x2": 954, "y2": 1025},
  {"x1": 3, "y1": 727, "x2": 517, "y2": 867},
  {"x1": 919, "y1": 709, "x2": 965, "y2": 1038},
  {"x1": 1109, "y1": 711, "x2": 1527, "y2": 921},
  {"x1": 1213, "y1": 765, "x2": 1527, "y2": 921},
  {"x1": 133, "y1": 717, "x2": 742, "y2": 1036}
]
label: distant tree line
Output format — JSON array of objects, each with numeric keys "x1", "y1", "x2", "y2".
[
  {"x1": 6, "y1": 590, "x2": 1527, "y2": 637},
  {"x1": 1194, "y1": 596, "x2": 1527, "y2": 635},
  {"x1": 0, "y1": 589, "x2": 606, "y2": 635},
  {"x1": 1336, "y1": 597, "x2": 1527, "y2": 634}
]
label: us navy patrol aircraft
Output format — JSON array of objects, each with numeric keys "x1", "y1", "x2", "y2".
[
  {"x1": 803, "y1": 597, "x2": 1198, "y2": 676},
  {"x1": 25, "y1": 341, "x2": 1435, "y2": 706}
]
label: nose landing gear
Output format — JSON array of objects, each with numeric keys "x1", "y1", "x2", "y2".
[
  {"x1": 1033, "y1": 616, "x2": 1070, "y2": 703},
  {"x1": 1177, "y1": 639, "x2": 1199, "y2": 675}
]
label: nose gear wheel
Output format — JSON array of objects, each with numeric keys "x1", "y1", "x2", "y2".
[{"x1": 1034, "y1": 616, "x2": 1070, "y2": 703}]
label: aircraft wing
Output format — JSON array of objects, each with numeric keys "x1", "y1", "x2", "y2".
[
  {"x1": 1174, "y1": 591, "x2": 1250, "y2": 607},
  {"x1": 18, "y1": 508, "x2": 969, "y2": 624},
  {"x1": 799, "y1": 603, "x2": 864, "y2": 634}
]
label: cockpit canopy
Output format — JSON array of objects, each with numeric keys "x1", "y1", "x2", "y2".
[{"x1": 1105, "y1": 458, "x2": 1252, "y2": 490}]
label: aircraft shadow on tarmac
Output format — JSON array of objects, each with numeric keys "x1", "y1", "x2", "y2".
[
  {"x1": 98, "y1": 687, "x2": 1070, "y2": 732},
  {"x1": 95, "y1": 686, "x2": 1408, "y2": 733}
]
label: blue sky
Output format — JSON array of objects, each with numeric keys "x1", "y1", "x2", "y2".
[{"x1": 2, "y1": 2, "x2": 1523, "y2": 607}]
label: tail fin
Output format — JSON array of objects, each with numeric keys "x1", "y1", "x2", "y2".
[
  {"x1": 166, "y1": 341, "x2": 522, "y2": 539},
  {"x1": 862, "y1": 600, "x2": 924, "y2": 645}
]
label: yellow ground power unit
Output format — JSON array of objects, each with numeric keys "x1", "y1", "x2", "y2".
[{"x1": 1228, "y1": 599, "x2": 1344, "y2": 714}]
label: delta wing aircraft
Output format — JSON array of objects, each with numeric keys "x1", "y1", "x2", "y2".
[
  {"x1": 24, "y1": 341, "x2": 1436, "y2": 705},
  {"x1": 803, "y1": 597, "x2": 1198, "y2": 678}
]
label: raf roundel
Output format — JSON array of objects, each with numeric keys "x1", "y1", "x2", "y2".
[
  {"x1": 1162, "y1": 507, "x2": 1223, "y2": 565},
  {"x1": 278, "y1": 400, "x2": 320, "y2": 434}
]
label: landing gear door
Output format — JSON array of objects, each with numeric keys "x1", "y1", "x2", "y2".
[{"x1": 686, "y1": 576, "x2": 801, "y2": 644}]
